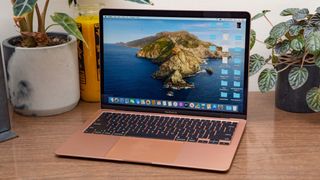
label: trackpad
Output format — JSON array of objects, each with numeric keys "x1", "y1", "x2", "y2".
[{"x1": 106, "y1": 137, "x2": 182, "y2": 164}]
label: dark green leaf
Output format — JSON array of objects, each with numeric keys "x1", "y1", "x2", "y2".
[
  {"x1": 315, "y1": 56, "x2": 320, "y2": 68},
  {"x1": 306, "y1": 87, "x2": 320, "y2": 112},
  {"x1": 288, "y1": 25, "x2": 303, "y2": 36},
  {"x1": 304, "y1": 26, "x2": 316, "y2": 38},
  {"x1": 290, "y1": 38, "x2": 304, "y2": 51},
  {"x1": 288, "y1": 67, "x2": 309, "y2": 90},
  {"x1": 249, "y1": 54, "x2": 265, "y2": 76},
  {"x1": 270, "y1": 22, "x2": 289, "y2": 38},
  {"x1": 306, "y1": 31, "x2": 320, "y2": 55},
  {"x1": 250, "y1": 29, "x2": 256, "y2": 50},
  {"x1": 264, "y1": 36, "x2": 277, "y2": 49},
  {"x1": 280, "y1": 8, "x2": 299, "y2": 16},
  {"x1": 251, "y1": 10, "x2": 270, "y2": 21},
  {"x1": 50, "y1": 12, "x2": 87, "y2": 46},
  {"x1": 286, "y1": 19, "x2": 295, "y2": 26},
  {"x1": 13, "y1": 0, "x2": 37, "y2": 17},
  {"x1": 310, "y1": 13, "x2": 320, "y2": 26},
  {"x1": 293, "y1": 8, "x2": 309, "y2": 21},
  {"x1": 275, "y1": 40, "x2": 290, "y2": 55},
  {"x1": 125, "y1": 0, "x2": 154, "y2": 5},
  {"x1": 258, "y1": 68, "x2": 277, "y2": 93},
  {"x1": 292, "y1": 50, "x2": 304, "y2": 58}
]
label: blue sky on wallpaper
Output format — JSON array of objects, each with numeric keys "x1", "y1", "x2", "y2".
[{"x1": 103, "y1": 17, "x2": 246, "y2": 48}]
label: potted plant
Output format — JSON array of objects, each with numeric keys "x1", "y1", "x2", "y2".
[
  {"x1": 2, "y1": 0, "x2": 153, "y2": 116},
  {"x1": 250, "y1": 7, "x2": 320, "y2": 113}
]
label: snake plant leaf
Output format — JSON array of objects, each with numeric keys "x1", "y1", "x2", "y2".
[
  {"x1": 310, "y1": 13, "x2": 320, "y2": 26},
  {"x1": 290, "y1": 37, "x2": 304, "y2": 51},
  {"x1": 316, "y1": 7, "x2": 320, "y2": 13},
  {"x1": 288, "y1": 67, "x2": 309, "y2": 90},
  {"x1": 275, "y1": 40, "x2": 290, "y2": 55},
  {"x1": 250, "y1": 29, "x2": 256, "y2": 50},
  {"x1": 13, "y1": 0, "x2": 37, "y2": 17},
  {"x1": 306, "y1": 87, "x2": 320, "y2": 112},
  {"x1": 280, "y1": 8, "x2": 299, "y2": 16},
  {"x1": 125, "y1": 0, "x2": 154, "y2": 5},
  {"x1": 249, "y1": 54, "x2": 265, "y2": 76},
  {"x1": 315, "y1": 56, "x2": 320, "y2": 68},
  {"x1": 270, "y1": 22, "x2": 289, "y2": 39},
  {"x1": 306, "y1": 31, "x2": 320, "y2": 55},
  {"x1": 293, "y1": 8, "x2": 309, "y2": 21},
  {"x1": 258, "y1": 68, "x2": 277, "y2": 93},
  {"x1": 50, "y1": 12, "x2": 87, "y2": 46},
  {"x1": 251, "y1": 10, "x2": 270, "y2": 21},
  {"x1": 264, "y1": 36, "x2": 277, "y2": 49},
  {"x1": 288, "y1": 25, "x2": 303, "y2": 36}
]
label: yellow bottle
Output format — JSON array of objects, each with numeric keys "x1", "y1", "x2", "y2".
[{"x1": 75, "y1": 4, "x2": 102, "y2": 102}]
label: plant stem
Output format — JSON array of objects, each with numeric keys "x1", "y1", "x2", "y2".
[
  {"x1": 25, "y1": 10, "x2": 34, "y2": 32},
  {"x1": 45, "y1": 24, "x2": 59, "y2": 32},
  {"x1": 277, "y1": 61, "x2": 299, "y2": 73},
  {"x1": 40, "y1": 0, "x2": 50, "y2": 33},
  {"x1": 263, "y1": 15, "x2": 274, "y2": 27},
  {"x1": 35, "y1": 4, "x2": 42, "y2": 32},
  {"x1": 256, "y1": 38, "x2": 267, "y2": 45},
  {"x1": 300, "y1": 51, "x2": 308, "y2": 68}
]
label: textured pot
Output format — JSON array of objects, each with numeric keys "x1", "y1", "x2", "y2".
[
  {"x1": 2, "y1": 33, "x2": 80, "y2": 116},
  {"x1": 275, "y1": 62, "x2": 320, "y2": 113}
]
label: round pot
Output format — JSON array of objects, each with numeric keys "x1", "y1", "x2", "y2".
[
  {"x1": 275, "y1": 60, "x2": 320, "y2": 113},
  {"x1": 2, "y1": 32, "x2": 80, "y2": 116}
]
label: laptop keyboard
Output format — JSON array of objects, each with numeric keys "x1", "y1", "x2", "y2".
[{"x1": 84, "y1": 112, "x2": 238, "y2": 145}]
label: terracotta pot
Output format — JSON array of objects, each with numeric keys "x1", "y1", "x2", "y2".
[{"x1": 2, "y1": 32, "x2": 80, "y2": 116}]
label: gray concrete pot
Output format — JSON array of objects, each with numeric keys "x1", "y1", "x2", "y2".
[{"x1": 2, "y1": 32, "x2": 80, "y2": 116}]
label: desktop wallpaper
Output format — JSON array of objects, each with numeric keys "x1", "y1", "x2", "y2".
[{"x1": 103, "y1": 16, "x2": 246, "y2": 113}]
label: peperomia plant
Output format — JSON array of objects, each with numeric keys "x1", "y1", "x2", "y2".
[
  {"x1": 11, "y1": 0, "x2": 153, "y2": 47},
  {"x1": 250, "y1": 7, "x2": 320, "y2": 112}
]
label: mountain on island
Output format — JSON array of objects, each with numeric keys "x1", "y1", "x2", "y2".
[{"x1": 120, "y1": 31, "x2": 229, "y2": 91}]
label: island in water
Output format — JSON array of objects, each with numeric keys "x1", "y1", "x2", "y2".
[{"x1": 117, "y1": 31, "x2": 230, "y2": 93}]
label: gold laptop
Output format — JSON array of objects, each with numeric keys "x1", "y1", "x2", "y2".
[{"x1": 56, "y1": 9, "x2": 250, "y2": 171}]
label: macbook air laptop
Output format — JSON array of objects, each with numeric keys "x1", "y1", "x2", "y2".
[{"x1": 56, "y1": 9, "x2": 250, "y2": 171}]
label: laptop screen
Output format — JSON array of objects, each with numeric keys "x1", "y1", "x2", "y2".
[{"x1": 101, "y1": 10, "x2": 249, "y2": 116}]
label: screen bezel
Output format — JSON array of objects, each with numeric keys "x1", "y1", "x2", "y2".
[{"x1": 100, "y1": 9, "x2": 250, "y2": 120}]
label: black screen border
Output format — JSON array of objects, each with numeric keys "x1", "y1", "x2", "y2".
[{"x1": 100, "y1": 9, "x2": 250, "y2": 119}]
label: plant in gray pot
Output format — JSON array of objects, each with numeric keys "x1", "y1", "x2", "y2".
[
  {"x1": 250, "y1": 7, "x2": 320, "y2": 113},
  {"x1": 2, "y1": 0, "x2": 86, "y2": 116}
]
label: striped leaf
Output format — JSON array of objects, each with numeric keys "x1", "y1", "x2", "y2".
[
  {"x1": 293, "y1": 8, "x2": 309, "y2": 21},
  {"x1": 251, "y1": 10, "x2": 270, "y2": 21},
  {"x1": 258, "y1": 68, "x2": 277, "y2": 93},
  {"x1": 288, "y1": 67, "x2": 308, "y2": 90},
  {"x1": 290, "y1": 38, "x2": 304, "y2": 51},
  {"x1": 270, "y1": 22, "x2": 289, "y2": 39},
  {"x1": 249, "y1": 54, "x2": 265, "y2": 76},
  {"x1": 306, "y1": 31, "x2": 320, "y2": 55},
  {"x1": 264, "y1": 36, "x2": 277, "y2": 49},
  {"x1": 250, "y1": 29, "x2": 256, "y2": 50},
  {"x1": 126, "y1": 0, "x2": 154, "y2": 5},
  {"x1": 306, "y1": 87, "x2": 320, "y2": 112},
  {"x1": 50, "y1": 12, "x2": 87, "y2": 46},
  {"x1": 280, "y1": 8, "x2": 299, "y2": 16},
  {"x1": 275, "y1": 40, "x2": 290, "y2": 55},
  {"x1": 315, "y1": 56, "x2": 320, "y2": 68},
  {"x1": 13, "y1": 0, "x2": 37, "y2": 17}
]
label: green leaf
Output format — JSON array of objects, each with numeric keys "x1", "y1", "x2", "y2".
[
  {"x1": 280, "y1": 8, "x2": 299, "y2": 16},
  {"x1": 13, "y1": 0, "x2": 37, "y2": 17},
  {"x1": 304, "y1": 26, "x2": 316, "y2": 38},
  {"x1": 50, "y1": 12, "x2": 87, "y2": 46},
  {"x1": 306, "y1": 31, "x2": 320, "y2": 55},
  {"x1": 288, "y1": 25, "x2": 303, "y2": 36},
  {"x1": 286, "y1": 19, "x2": 295, "y2": 26},
  {"x1": 125, "y1": 0, "x2": 154, "y2": 5},
  {"x1": 275, "y1": 40, "x2": 290, "y2": 55},
  {"x1": 270, "y1": 22, "x2": 289, "y2": 38},
  {"x1": 250, "y1": 29, "x2": 256, "y2": 50},
  {"x1": 288, "y1": 67, "x2": 309, "y2": 90},
  {"x1": 258, "y1": 68, "x2": 277, "y2": 93},
  {"x1": 264, "y1": 36, "x2": 277, "y2": 49},
  {"x1": 310, "y1": 13, "x2": 320, "y2": 26},
  {"x1": 249, "y1": 54, "x2": 265, "y2": 76},
  {"x1": 251, "y1": 10, "x2": 270, "y2": 21},
  {"x1": 306, "y1": 87, "x2": 320, "y2": 112},
  {"x1": 316, "y1": 7, "x2": 320, "y2": 13},
  {"x1": 290, "y1": 38, "x2": 304, "y2": 51},
  {"x1": 293, "y1": 8, "x2": 309, "y2": 21},
  {"x1": 315, "y1": 56, "x2": 320, "y2": 68}
]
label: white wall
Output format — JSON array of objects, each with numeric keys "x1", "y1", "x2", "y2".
[{"x1": 1, "y1": 0, "x2": 319, "y2": 91}]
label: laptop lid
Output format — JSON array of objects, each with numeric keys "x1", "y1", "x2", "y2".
[{"x1": 100, "y1": 9, "x2": 250, "y2": 119}]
